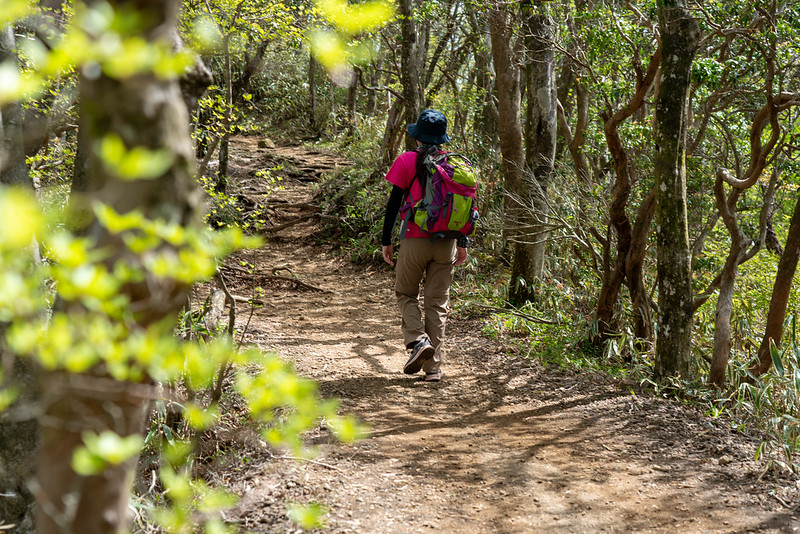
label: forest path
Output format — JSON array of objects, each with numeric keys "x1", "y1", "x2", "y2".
[{"x1": 217, "y1": 137, "x2": 798, "y2": 533}]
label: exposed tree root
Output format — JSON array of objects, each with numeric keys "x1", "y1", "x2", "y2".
[{"x1": 222, "y1": 264, "x2": 328, "y2": 293}]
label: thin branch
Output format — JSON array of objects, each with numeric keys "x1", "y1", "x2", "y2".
[
  {"x1": 275, "y1": 454, "x2": 346, "y2": 473},
  {"x1": 470, "y1": 303, "x2": 560, "y2": 325},
  {"x1": 196, "y1": 135, "x2": 221, "y2": 179},
  {"x1": 211, "y1": 272, "x2": 237, "y2": 405},
  {"x1": 354, "y1": 66, "x2": 403, "y2": 100}
]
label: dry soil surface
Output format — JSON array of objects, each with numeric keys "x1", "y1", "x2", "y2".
[{"x1": 207, "y1": 137, "x2": 800, "y2": 533}]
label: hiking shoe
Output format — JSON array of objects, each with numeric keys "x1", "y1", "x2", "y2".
[
  {"x1": 403, "y1": 338, "x2": 434, "y2": 374},
  {"x1": 424, "y1": 371, "x2": 442, "y2": 382}
]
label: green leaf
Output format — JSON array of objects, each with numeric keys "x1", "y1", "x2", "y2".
[
  {"x1": 160, "y1": 466, "x2": 193, "y2": 503},
  {"x1": 72, "y1": 447, "x2": 108, "y2": 476},
  {"x1": 309, "y1": 29, "x2": 347, "y2": 70},
  {"x1": 328, "y1": 415, "x2": 368, "y2": 443},
  {"x1": 86, "y1": 430, "x2": 143, "y2": 464},
  {"x1": 184, "y1": 402, "x2": 220, "y2": 430},
  {"x1": 197, "y1": 487, "x2": 238, "y2": 513},
  {"x1": 190, "y1": 14, "x2": 223, "y2": 52},
  {"x1": 98, "y1": 134, "x2": 175, "y2": 180},
  {"x1": 0, "y1": 0, "x2": 35, "y2": 27},
  {"x1": 203, "y1": 518, "x2": 237, "y2": 534},
  {"x1": 287, "y1": 502, "x2": 329, "y2": 530},
  {"x1": 0, "y1": 385, "x2": 19, "y2": 411},
  {"x1": 72, "y1": 431, "x2": 142, "y2": 475},
  {"x1": 755, "y1": 441, "x2": 766, "y2": 461},
  {"x1": 0, "y1": 188, "x2": 44, "y2": 249},
  {"x1": 317, "y1": 0, "x2": 394, "y2": 35},
  {"x1": 770, "y1": 338, "x2": 785, "y2": 377},
  {"x1": 163, "y1": 439, "x2": 193, "y2": 467},
  {"x1": 0, "y1": 60, "x2": 44, "y2": 104}
]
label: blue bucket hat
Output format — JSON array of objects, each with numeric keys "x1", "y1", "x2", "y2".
[{"x1": 407, "y1": 109, "x2": 451, "y2": 145}]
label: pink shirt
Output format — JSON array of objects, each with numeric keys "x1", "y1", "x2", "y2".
[{"x1": 384, "y1": 150, "x2": 431, "y2": 239}]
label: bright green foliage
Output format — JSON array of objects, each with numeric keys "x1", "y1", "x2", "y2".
[
  {"x1": 730, "y1": 336, "x2": 800, "y2": 473},
  {"x1": 0, "y1": 2, "x2": 196, "y2": 105},
  {"x1": 72, "y1": 431, "x2": 144, "y2": 476},
  {"x1": 154, "y1": 466, "x2": 239, "y2": 533},
  {"x1": 0, "y1": 0, "x2": 34, "y2": 28},
  {"x1": 0, "y1": 1, "x2": 376, "y2": 531},
  {"x1": 309, "y1": 0, "x2": 394, "y2": 75},
  {"x1": 317, "y1": 0, "x2": 392, "y2": 35},
  {"x1": 185, "y1": 0, "x2": 305, "y2": 158},
  {"x1": 0, "y1": 60, "x2": 41, "y2": 103},
  {"x1": 198, "y1": 166, "x2": 283, "y2": 231},
  {"x1": 186, "y1": 0, "x2": 302, "y2": 52},
  {"x1": 0, "y1": 186, "x2": 43, "y2": 249},
  {"x1": 98, "y1": 134, "x2": 176, "y2": 181},
  {"x1": 0, "y1": 184, "x2": 365, "y2": 530},
  {"x1": 183, "y1": 402, "x2": 221, "y2": 430},
  {"x1": 236, "y1": 351, "x2": 353, "y2": 453},
  {"x1": 46, "y1": 3, "x2": 195, "y2": 78},
  {"x1": 287, "y1": 502, "x2": 329, "y2": 530}
]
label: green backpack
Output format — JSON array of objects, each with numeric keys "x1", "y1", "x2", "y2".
[{"x1": 400, "y1": 152, "x2": 479, "y2": 240}]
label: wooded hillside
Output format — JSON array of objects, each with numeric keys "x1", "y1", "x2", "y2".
[{"x1": 1, "y1": 0, "x2": 799, "y2": 531}]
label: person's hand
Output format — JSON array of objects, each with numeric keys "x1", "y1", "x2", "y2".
[
  {"x1": 455, "y1": 246, "x2": 468, "y2": 266},
  {"x1": 382, "y1": 245, "x2": 394, "y2": 266}
]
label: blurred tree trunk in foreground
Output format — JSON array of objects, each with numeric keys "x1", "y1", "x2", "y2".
[
  {"x1": 36, "y1": 0, "x2": 201, "y2": 531},
  {"x1": 0, "y1": 24, "x2": 38, "y2": 533}
]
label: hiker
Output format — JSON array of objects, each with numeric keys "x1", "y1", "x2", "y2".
[{"x1": 381, "y1": 109, "x2": 469, "y2": 383}]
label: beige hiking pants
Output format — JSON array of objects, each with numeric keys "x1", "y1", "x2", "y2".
[{"x1": 395, "y1": 237, "x2": 457, "y2": 373}]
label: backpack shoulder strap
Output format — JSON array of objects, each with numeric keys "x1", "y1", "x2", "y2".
[{"x1": 398, "y1": 153, "x2": 426, "y2": 240}]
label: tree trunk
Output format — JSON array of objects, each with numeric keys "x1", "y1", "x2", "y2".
[
  {"x1": 69, "y1": 86, "x2": 91, "y2": 223},
  {"x1": 628, "y1": 190, "x2": 656, "y2": 343},
  {"x1": 708, "y1": 244, "x2": 740, "y2": 385},
  {"x1": 653, "y1": 0, "x2": 700, "y2": 381},
  {"x1": 488, "y1": 7, "x2": 525, "y2": 238},
  {"x1": 595, "y1": 56, "x2": 661, "y2": 345},
  {"x1": 0, "y1": 341, "x2": 38, "y2": 534},
  {"x1": 217, "y1": 34, "x2": 234, "y2": 193},
  {"x1": 232, "y1": 39, "x2": 269, "y2": 98},
  {"x1": 39, "y1": 0, "x2": 201, "y2": 531},
  {"x1": 707, "y1": 168, "x2": 777, "y2": 386},
  {"x1": 702, "y1": 95, "x2": 793, "y2": 385},
  {"x1": 365, "y1": 58, "x2": 380, "y2": 117},
  {"x1": 346, "y1": 69, "x2": 359, "y2": 135},
  {"x1": 309, "y1": 53, "x2": 317, "y2": 132},
  {"x1": 175, "y1": 31, "x2": 213, "y2": 115},
  {"x1": 752, "y1": 192, "x2": 800, "y2": 377},
  {"x1": 509, "y1": 2, "x2": 557, "y2": 303},
  {"x1": 398, "y1": 0, "x2": 422, "y2": 149},
  {"x1": 329, "y1": 82, "x2": 337, "y2": 136},
  {"x1": 0, "y1": 26, "x2": 38, "y2": 532},
  {"x1": 0, "y1": 27, "x2": 30, "y2": 188},
  {"x1": 592, "y1": 41, "x2": 661, "y2": 347},
  {"x1": 380, "y1": 97, "x2": 404, "y2": 167},
  {"x1": 556, "y1": 0, "x2": 591, "y2": 193}
]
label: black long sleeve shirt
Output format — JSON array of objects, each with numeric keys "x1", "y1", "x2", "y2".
[{"x1": 381, "y1": 185, "x2": 406, "y2": 246}]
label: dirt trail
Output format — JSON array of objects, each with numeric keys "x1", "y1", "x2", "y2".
[{"x1": 216, "y1": 138, "x2": 799, "y2": 533}]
